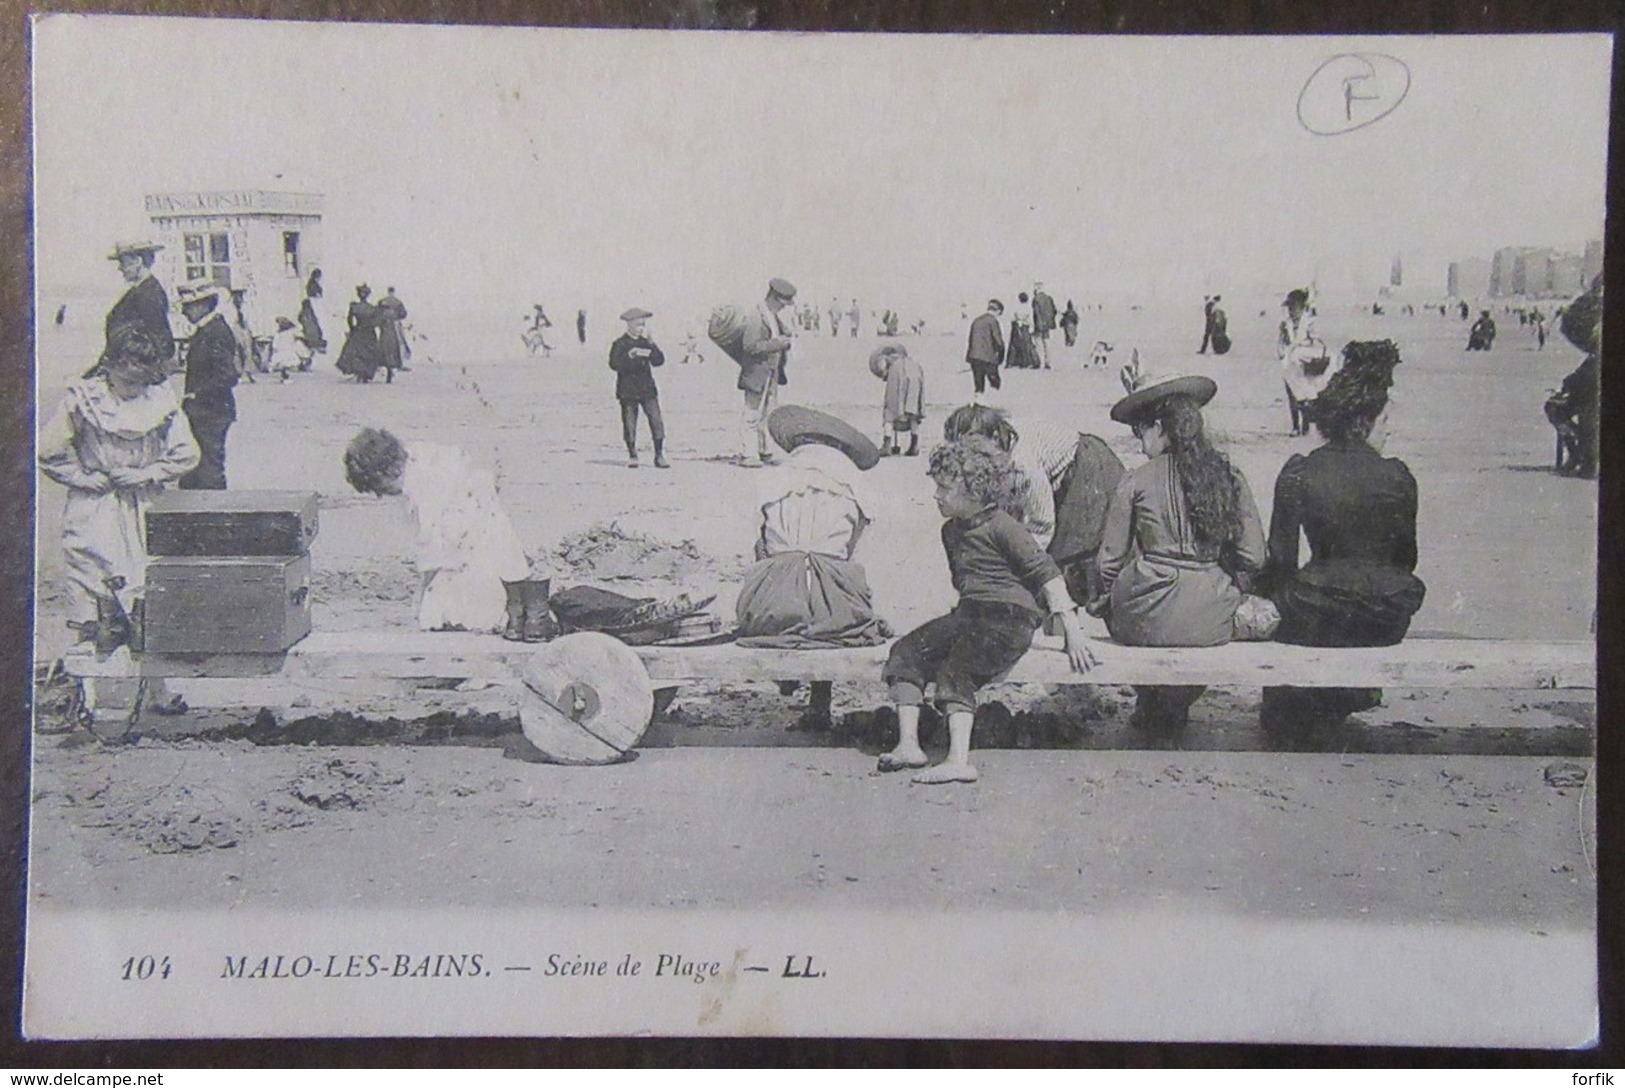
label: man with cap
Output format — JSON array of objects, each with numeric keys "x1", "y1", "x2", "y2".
[
  {"x1": 608, "y1": 307, "x2": 668, "y2": 469},
  {"x1": 965, "y1": 299, "x2": 1006, "y2": 397},
  {"x1": 105, "y1": 241, "x2": 175, "y2": 364},
  {"x1": 736, "y1": 278, "x2": 797, "y2": 467},
  {"x1": 1031, "y1": 282, "x2": 1057, "y2": 368},
  {"x1": 175, "y1": 279, "x2": 240, "y2": 490}
]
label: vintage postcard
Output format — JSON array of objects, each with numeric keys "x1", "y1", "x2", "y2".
[{"x1": 25, "y1": 17, "x2": 1606, "y2": 1044}]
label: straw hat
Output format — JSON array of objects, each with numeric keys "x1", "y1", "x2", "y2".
[
  {"x1": 107, "y1": 240, "x2": 164, "y2": 261},
  {"x1": 175, "y1": 278, "x2": 226, "y2": 308},
  {"x1": 1110, "y1": 351, "x2": 1217, "y2": 425}
]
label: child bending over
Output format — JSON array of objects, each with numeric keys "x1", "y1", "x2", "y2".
[{"x1": 880, "y1": 435, "x2": 1095, "y2": 784}]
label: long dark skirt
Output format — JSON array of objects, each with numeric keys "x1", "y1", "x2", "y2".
[
  {"x1": 336, "y1": 327, "x2": 381, "y2": 381},
  {"x1": 297, "y1": 299, "x2": 326, "y2": 352},
  {"x1": 736, "y1": 552, "x2": 888, "y2": 648},
  {"x1": 1263, "y1": 565, "x2": 1426, "y2": 739},
  {"x1": 1008, "y1": 325, "x2": 1041, "y2": 369}
]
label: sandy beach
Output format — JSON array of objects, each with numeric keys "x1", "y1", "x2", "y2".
[{"x1": 27, "y1": 298, "x2": 1597, "y2": 928}]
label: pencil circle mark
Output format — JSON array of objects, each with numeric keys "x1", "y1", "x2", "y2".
[{"x1": 1298, "y1": 53, "x2": 1411, "y2": 135}]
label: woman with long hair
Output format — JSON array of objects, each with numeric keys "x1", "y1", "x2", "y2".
[
  {"x1": 1094, "y1": 366, "x2": 1266, "y2": 736},
  {"x1": 1257, "y1": 340, "x2": 1425, "y2": 744}
]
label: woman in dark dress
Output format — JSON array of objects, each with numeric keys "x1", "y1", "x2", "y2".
[
  {"x1": 1257, "y1": 339, "x2": 1426, "y2": 743},
  {"x1": 1007, "y1": 292, "x2": 1041, "y2": 370},
  {"x1": 335, "y1": 284, "x2": 383, "y2": 383}
]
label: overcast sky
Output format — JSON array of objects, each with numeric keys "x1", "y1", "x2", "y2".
[{"x1": 33, "y1": 18, "x2": 1611, "y2": 327}]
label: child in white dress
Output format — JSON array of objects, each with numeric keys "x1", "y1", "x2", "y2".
[{"x1": 39, "y1": 326, "x2": 200, "y2": 652}]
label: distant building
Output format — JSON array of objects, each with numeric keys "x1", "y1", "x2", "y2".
[
  {"x1": 1448, "y1": 257, "x2": 1491, "y2": 299},
  {"x1": 146, "y1": 190, "x2": 325, "y2": 335},
  {"x1": 1482, "y1": 241, "x2": 1601, "y2": 299},
  {"x1": 1583, "y1": 240, "x2": 1604, "y2": 286},
  {"x1": 1552, "y1": 255, "x2": 1586, "y2": 296}
]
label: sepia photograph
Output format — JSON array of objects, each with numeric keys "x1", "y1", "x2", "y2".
[{"x1": 22, "y1": 17, "x2": 1608, "y2": 1045}]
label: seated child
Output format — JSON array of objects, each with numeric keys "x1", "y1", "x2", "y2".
[
  {"x1": 879, "y1": 435, "x2": 1095, "y2": 784},
  {"x1": 344, "y1": 428, "x2": 533, "y2": 634},
  {"x1": 39, "y1": 325, "x2": 201, "y2": 652}
]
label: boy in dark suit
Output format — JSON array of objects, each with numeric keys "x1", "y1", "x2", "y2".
[{"x1": 609, "y1": 308, "x2": 668, "y2": 468}]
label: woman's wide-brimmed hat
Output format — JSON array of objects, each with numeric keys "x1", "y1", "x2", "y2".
[
  {"x1": 1110, "y1": 372, "x2": 1218, "y2": 425},
  {"x1": 767, "y1": 405, "x2": 881, "y2": 470}
]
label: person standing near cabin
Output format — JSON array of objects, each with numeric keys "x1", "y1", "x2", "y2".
[
  {"x1": 377, "y1": 287, "x2": 411, "y2": 381},
  {"x1": 297, "y1": 268, "x2": 326, "y2": 365},
  {"x1": 175, "y1": 280, "x2": 240, "y2": 491},
  {"x1": 104, "y1": 241, "x2": 174, "y2": 365},
  {"x1": 847, "y1": 298, "x2": 861, "y2": 338},
  {"x1": 577, "y1": 309, "x2": 588, "y2": 345},
  {"x1": 1198, "y1": 295, "x2": 1216, "y2": 354},
  {"x1": 336, "y1": 284, "x2": 384, "y2": 382},
  {"x1": 828, "y1": 297, "x2": 843, "y2": 337},
  {"x1": 737, "y1": 278, "x2": 797, "y2": 467},
  {"x1": 966, "y1": 299, "x2": 1006, "y2": 396},
  {"x1": 609, "y1": 307, "x2": 668, "y2": 469},
  {"x1": 227, "y1": 288, "x2": 257, "y2": 383}
]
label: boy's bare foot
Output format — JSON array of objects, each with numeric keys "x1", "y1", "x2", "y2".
[
  {"x1": 911, "y1": 762, "x2": 980, "y2": 785},
  {"x1": 876, "y1": 748, "x2": 928, "y2": 772}
]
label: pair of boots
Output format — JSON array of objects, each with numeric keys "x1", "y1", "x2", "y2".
[
  {"x1": 882, "y1": 432, "x2": 920, "y2": 457},
  {"x1": 502, "y1": 579, "x2": 560, "y2": 643}
]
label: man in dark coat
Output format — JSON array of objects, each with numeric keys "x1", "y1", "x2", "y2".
[
  {"x1": 175, "y1": 282, "x2": 239, "y2": 490},
  {"x1": 1031, "y1": 283, "x2": 1057, "y2": 368},
  {"x1": 104, "y1": 241, "x2": 174, "y2": 365},
  {"x1": 965, "y1": 299, "x2": 1006, "y2": 396},
  {"x1": 608, "y1": 307, "x2": 668, "y2": 468}
]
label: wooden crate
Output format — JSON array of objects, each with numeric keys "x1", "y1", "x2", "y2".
[
  {"x1": 138, "y1": 555, "x2": 312, "y2": 654},
  {"x1": 145, "y1": 490, "x2": 319, "y2": 557}
]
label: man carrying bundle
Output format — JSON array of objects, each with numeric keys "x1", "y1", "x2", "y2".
[{"x1": 733, "y1": 278, "x2": 797, "y2": 467}]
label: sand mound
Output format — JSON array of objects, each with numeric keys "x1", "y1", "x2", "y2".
[
  {"x1": 288, "y1": 758, "x2": 406, "y2": 810},
  {"x1": 553, "y1": 521, "x2": 718, "y2": 581}
]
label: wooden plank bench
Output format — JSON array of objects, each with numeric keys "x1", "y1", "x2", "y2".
[{"x1": 59, "y1": 630, "x2": 1596, "y2": 691}]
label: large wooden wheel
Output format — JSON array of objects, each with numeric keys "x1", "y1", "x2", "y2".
[{"x1": 516, "y1": 632, "x2": 653, "y2": 765}]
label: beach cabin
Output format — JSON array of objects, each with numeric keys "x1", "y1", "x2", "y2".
[{"x1": 145, "y1": 190, "x2": 324, "y2": 339}]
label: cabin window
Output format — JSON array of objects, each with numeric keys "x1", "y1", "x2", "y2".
[
  {"x1": 183, "y1": 231, "x2": 232, "y2": 287},
  {"x1": 283, "y1": 231, "x2": 301, "y2": 276}
]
